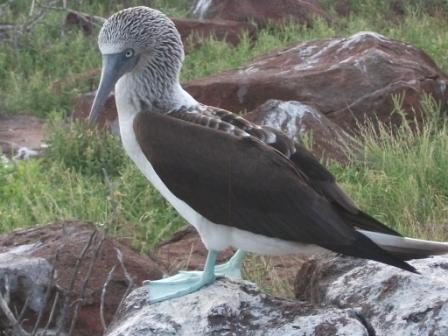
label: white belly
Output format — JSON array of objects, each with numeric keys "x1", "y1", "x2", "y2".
[{"x1": 115, "y1": 95, "x2": 324, "y2": 256}]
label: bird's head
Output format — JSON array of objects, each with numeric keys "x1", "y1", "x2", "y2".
[{"x1": 89, "y1": 6, "x2": 184, "y2": 123}]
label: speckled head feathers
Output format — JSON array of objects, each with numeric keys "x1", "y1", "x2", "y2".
[
  {"x1": 98, "y1": 6, "x2": 183, "y2": 60},
  {"x1": 94, "y1": 6, "x2": 190, "y2": 112}
]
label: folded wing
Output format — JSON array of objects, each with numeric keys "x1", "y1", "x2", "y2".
[{"x1": 134, "y1": 107, "x2": 415, "y2": 272}]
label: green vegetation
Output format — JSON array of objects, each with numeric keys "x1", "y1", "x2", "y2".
[
  {"x1": 0, "y1": 126, "x2": 184, "y2": 251},
  {"x1": 331, "y1": 95, "x2": 448, "y2": 241},
  {"x1": 2, "y1": 1, "x2": 448, "y2": 295},
  {"x1": 1, "y1": 112, "x2": 188, "y2": 250}
]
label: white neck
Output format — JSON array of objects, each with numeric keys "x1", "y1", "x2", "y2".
[{"x1": 115, "y1": 74, "x2": 197, "y2": 120}]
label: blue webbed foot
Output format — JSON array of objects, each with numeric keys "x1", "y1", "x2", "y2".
[
  {"x1": 145, "y1": 250, "x2": 218, "y2": 303},
  {"x1": 144, "y1": 269, "x2": 216, "y2": 303},
  {"x1": 145, "y1": 250, "x2": 247, "y2": 303}
]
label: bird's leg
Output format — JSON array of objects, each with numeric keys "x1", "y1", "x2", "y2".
[
  {"x1": 178, "y1": 249, "x2": 246, "y2": 279},
  {"x1": 144, "y1": 250, "x2": 218, "y2": 304},
  {"x1": 214, "y1": 249, "x2": 246, "y2": 280}
]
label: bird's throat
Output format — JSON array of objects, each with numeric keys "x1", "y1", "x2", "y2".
[{"x1": 116, "y1": 68, "x2": 196, "y2": 116}]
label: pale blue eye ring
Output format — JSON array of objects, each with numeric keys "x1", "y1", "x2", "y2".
[{"x1": 125, "y1": 49, "x2": 134, "y2": 58}]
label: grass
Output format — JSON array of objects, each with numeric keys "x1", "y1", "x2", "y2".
[
  {"x1": 2, "y1": 1, "x2": 448, "y2": 296},
  {"x1": 330, "y1": 94, "x2": 448, "y2": 242},
  {"x1": 0, "y1": 141, "x2": 185, "y2": 251}
]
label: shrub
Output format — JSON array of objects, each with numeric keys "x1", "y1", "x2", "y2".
[{"x1": 43, "y1": 119, "x2": 127, "y2": 177}]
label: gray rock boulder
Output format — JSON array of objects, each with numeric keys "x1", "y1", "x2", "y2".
[
  {"x1": 107, "y1": 252, "x2": 448, "y2": 336},
  {"x1": 106, "y1": 279, "x2": 370, "y2": 336},
  {"x1": 295, "y1": 254, "x2": 448, "y2": 336},
  {"x1": 0, "y1": 221, "x2": 163, "y2": 335},
  {"x1": 0, "y1": 245, "x2": 52, "y2": 313}
]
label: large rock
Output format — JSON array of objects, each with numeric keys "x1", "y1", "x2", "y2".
[
  {"x1": 193, "y1": 0, "x2": 331, "y2": 26},
  {"x1": 106, "y1": 252, "x2": 448, "y2": 336},
  {"x1": 65, "y1": 10, "x2": 106, "y2": 36},
  {"x1": 0, "y1": 221, "x2": 162, "y2": 336},
  {"x1": 106, "y1": 280, "x2": 370, "y2": 336},
  {"x1": 295, "y1": 254, "x2": 448, "y2": 335},
  {"x1": 246, "y1": 99, "x2": 359, "y2": 162},
  {"x1": 185, "y1": 32, "x2": 448, "y2": 132}
]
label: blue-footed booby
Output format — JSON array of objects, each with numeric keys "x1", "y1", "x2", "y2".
[{"x1": 89, "y1": 6, "x2": 448, "y2": 303}]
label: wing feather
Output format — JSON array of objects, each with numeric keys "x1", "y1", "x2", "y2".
[
  {"x1": 133, "y1": 109, "x2": 413, "y2": 271},
  {"x1": 195, "y1": 105, "x2": 402, "y2": 236}
]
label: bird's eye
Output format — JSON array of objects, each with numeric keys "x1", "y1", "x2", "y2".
[{"x1": 125, "y1": 49, "x2": 134, "y2": 58}]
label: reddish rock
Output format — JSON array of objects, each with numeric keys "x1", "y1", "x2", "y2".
[
  {"x1": 65, "y1": 10, "x2": 102, "y2": 35},
  {"x1": 173, "y1": 18, "x2": 256, "y2": 50},
  {"x1": 153, "y1": 225, "x2": 305, "y2": 294},
  {"x1": 185, "y1": 32, "x2": 448, "y2": 132},
  {"x1": 0, "y1": 115, "x2": 44, "y2": 159},
  {"x1": 0, "y1": 221, "x2": 162, "y2": 335},
  {"x1": 193, "y1": 0, "x2": 331, "y2": 26},
  {"x1": 246, "y1": 99, "x2": 359, "y2": 162}
]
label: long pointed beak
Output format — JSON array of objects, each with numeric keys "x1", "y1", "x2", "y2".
[{"x1": 89, "y1": 54, "x2": 123, "y2": 124}]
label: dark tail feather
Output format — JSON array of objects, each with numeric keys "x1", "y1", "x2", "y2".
[
  {"x1": 326, "y1": 231, "x2": 418, "y2": 273},
  {"x1": 336, "y1": 208, "x2": 403, "y2": 237}
]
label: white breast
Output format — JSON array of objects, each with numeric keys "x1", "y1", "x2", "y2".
[{"x1": 114, "y1": 78, "x2": 324, "y2": 257}]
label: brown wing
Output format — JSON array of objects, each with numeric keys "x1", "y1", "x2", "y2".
[
  {"x1": 133, "y1": 108, "x2": 413, "y2": 272},
  {"x1": 181, "y1": 105, "x2": 401, "y2": 236}
]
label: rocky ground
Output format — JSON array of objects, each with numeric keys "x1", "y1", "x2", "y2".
[
  {"x1": 107, "y1": 281, "x2": 370, "y2": 336},
  {"x1": 0, "y1": 221, "x2": 447, "y2": 335},
  {"x1": 0, "y1": 221, "x2": 162, "y2": 335}
]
